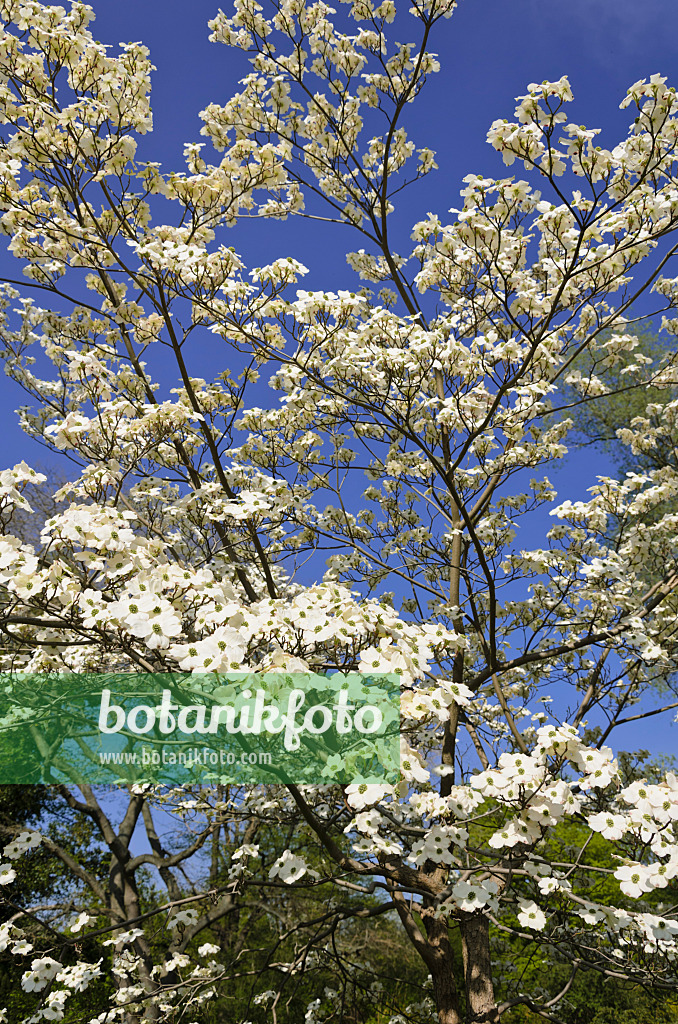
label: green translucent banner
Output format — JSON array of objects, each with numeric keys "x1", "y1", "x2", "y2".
[{"x1": 0, "y1": 673, "x2": 400, "y2": 785}]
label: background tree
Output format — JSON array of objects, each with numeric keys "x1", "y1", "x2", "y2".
[{"x1": 567, "y1": 325, "x2": 678, "y2": 473}]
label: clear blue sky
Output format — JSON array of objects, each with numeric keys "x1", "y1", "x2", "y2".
[{"x1": 1, "y1": 0, "x2": 678, "y2": 757}]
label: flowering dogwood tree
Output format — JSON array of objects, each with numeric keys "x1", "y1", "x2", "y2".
[{"x1": 3, "y1": 1, "x2": 678, "y2": 1022}]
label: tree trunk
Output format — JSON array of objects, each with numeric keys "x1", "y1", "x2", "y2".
[
  {"x1": 392, "y1": 892, "x2": 463, "y2": 1024},
  {"x1": 460, "y1": 914, "x2": 499, "y2": 1023},
  {"x1": 424, "y1": 913, "x2": 464, "y2": 1024},
  {"x1": 110, "y1": 851, "x2": 160, "y2": 1022}
]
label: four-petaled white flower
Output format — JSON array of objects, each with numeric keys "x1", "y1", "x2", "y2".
[
  {"x1": 615, "y1": 863, "x2": 653, "y2": 899},
  {"x1": 452, "y1": 879, "x2": 498, "y2": 912},
  {"x1": 0, "y1": 864, "x2": 16, "y2": 886},
  {"x1": 3, "y1": 831, "x2": 41, "y2": 860},
  {"x1": 588, "y1": 812, "x2": 627, "y2": 841},
  {"x1": 345, "y1": 783, "x2": 390, "y2": 811},
  {"x1": 21, "y1": 957, "x2": 62, "y2": 993},
  {"x1": 517, "y1": 900, "x2": 547, "y2": 931},
  {"x1": 68, "y1": 912, "x2": 95, "y2": 934},
  {"x1": 269, "y1": 850, "x2": 309, "y2": 884},
  {"x1": 198, "y1": 942, "x2": 221, "y2": 957}
]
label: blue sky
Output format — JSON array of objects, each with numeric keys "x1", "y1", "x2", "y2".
[{"x1": 1, "y1": 0, "x2": 678, "y2": 758}]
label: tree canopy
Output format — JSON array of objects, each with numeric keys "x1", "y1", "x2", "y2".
[{"x1": 1, "y1": 2, "x2": 678, "y2": 1023}]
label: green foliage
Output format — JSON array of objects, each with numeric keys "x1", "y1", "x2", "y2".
[
  {"x1": 0, "y1": 785, "x2": 111, "y2": 1023},
  {"x1": 569, "y1": 323, "x2": 678, "y2": 474}
]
